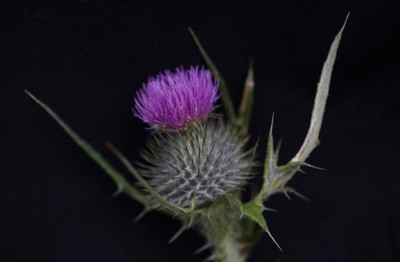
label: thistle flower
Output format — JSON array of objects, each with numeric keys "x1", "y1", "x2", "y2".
[
  {"x1": 139, "y1": 120, "x2": 253, "y2": 208},
  {"x1": 134, "y1": 66, "x2": 218, "y2": 131}
]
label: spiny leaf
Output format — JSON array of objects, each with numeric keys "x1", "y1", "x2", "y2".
[
  {"x1": 188, "y1": 27, "x2": 237, "y2": 124},
  {"x1": 25, "y1": 90, "x2": 148, "y2": 206},
  {"x1": 263, "y1": 116, "x2": 276, "y2": 181},
  {"x1": 266, "y1": 15, "x2": 348, "y2": 197},
  {"x1": 241, "y1": 16, "x2": 347, "y2": 249},
  {"x1": 290, "y1": 14, "x2": 348, "y2": 164},
  {"x1": 246, "y1": 116, "x2": 276, "y2": 213},
  {"x1": 257, "y1": 115, "x2": 276, "y2": 198},
  {"x1": 238, "y1": 58, "x2": 255, "y2": 136},
  {"x1": 105, "y1": 142, "x2": 193, "y2": 215},
  {"x1": 242, "y1": 198, "x2": 266, "y2": 228},
  {"x1": 242, "y1": 197, "x2": 282, "y2": 251}
]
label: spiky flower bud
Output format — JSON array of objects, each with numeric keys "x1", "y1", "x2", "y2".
[
  {"x1": 139, "y1": 120, "x2": 253, "y2": 208},
  {"x1": 134, "y1": 66, "x2": 218, "y2": 132}
]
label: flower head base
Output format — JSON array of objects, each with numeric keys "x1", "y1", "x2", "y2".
[
  {"x1": 134, "y1": 66, "x2": 218, "y2": 131},
  {"x1": 140, "y1": 120, "x2": 254, "y2": 208}
]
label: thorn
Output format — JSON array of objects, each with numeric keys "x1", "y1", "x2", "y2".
[
  {"x1": 187, "y1": 27, "x2": 196, "y2": 38},
  {"x1": 264, "y1": 207, "x2": 277, "y2": 212},
  {"x1": 285, "y1": 187, "x2": 310, "y2": 202},
  {"x1": 283, "y1": 190, "x2": 291, "y2": 200},
  {"x1": 269, "y1": 113, "x2": 275, "y2": 135},
  {"x1": 24, "y1": 89, "x2": 35, "y2": 98},
  {"x1": 303, "y1": 162, "x2": 326, "y2": 171},
  {"x1": 112, "y1": 184, "x2": 123, "y2": 198},
  {"x1": 265, "y1": 228, "x2": 282, "y2": 252},
  {"x1": 25, "y1": 90, "x2": 46, "y2": 107},
  {"x1": 188, "y1": 214, "x2": 195, "y2": 228},
  {"x1": 276, "y1": 138, "x2": 283, "y2": 157},
  {"x1": 168, "y1": 225, "x2": 187, "y2": 243},
  {"x1": 204, "y1": 254, "x2": 217, "y2": 262},
  {"x1": 134, "y1": 208, "x2": 149, "y2": 222},
  {"x1": 297, "y1": 167, "x2": 306, "y2": 174},
  {"x1": 344, "y1": 12, "x2": 350, "y2": 29},
  {"x1": 194, "y1": 243, "x2": 211, "y2": 254}
]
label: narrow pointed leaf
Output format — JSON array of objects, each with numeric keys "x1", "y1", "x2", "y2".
[
  {"x1": 291, "y1": 15, "x2": 348, "y2": 163},
  {"x1": 264, "y1": 117, "x2": 276, "y2": 179},
  {"x1": 25, "y1": 90, "x2": 147, "y2": 205},
  {"x1": 258, "y1": 116, "x2": 276, "y2": 198},
  {"x1": 188, "y1": 28, "x2": 237, "y2": 124},
  {"x1": 105, "y1": 142, "x2": 192, "y2": 215},
  {"x1": 238, "y1": 59, "x2": 255, "y2": 136}
]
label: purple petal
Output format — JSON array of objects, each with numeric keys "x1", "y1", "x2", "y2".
[{"x1": 134, "y1": 66, "x2": 218, "y2": 131}]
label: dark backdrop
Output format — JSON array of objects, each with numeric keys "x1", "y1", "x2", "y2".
[{"x1": 2, "y1": 1, "x2": 400, "y2": 261}]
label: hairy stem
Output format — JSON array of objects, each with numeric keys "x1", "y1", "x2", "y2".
[
  {"x1": 196, "y1": 198, "x2": 248, "y2": 262},
  {"x1": 218, "y1": 233, "x2": 246, "y2": 262},
  {"x1": 201, "y1": 223, "x2": 247, "y2": 262}
]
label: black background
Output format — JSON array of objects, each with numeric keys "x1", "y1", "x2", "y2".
[{"x1": 2, "y1": 1, "x2": 400, "y2": 261}]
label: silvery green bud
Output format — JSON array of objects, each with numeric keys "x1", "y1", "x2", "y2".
[{"x1": 139, "y1": 120, "x2": 254, "y2": 209}]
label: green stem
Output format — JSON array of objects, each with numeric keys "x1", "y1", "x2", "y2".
[
  {"x1": 197, "y1": 198, "x2": 248, "y2": 262},
  {"x1": 218, "y1": 233, "x2": 246, "y2": 262}
]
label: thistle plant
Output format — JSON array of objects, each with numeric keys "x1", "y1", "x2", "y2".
[{"x1": 26, "y1": 16, "x2": 347, "y2": 262}]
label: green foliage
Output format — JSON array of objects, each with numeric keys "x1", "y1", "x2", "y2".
[
  {"x1": 238, "y1": 15, "x2": 348, "y2": 251},
  {"x1": 290, "y1": 15, "x2": 348, "y2": 164},
  {"x1": 25, "y1": 90, "x2": 148, "y2": 207}
]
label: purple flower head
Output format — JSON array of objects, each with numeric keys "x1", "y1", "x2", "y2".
[{"x1": 134, "y1": 66, "x2": 218, "y2": 131}]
